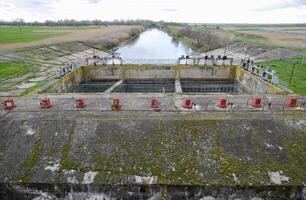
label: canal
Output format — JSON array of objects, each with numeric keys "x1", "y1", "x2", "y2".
[{"x1": 116, "y1": 29, "x2": 192, "y2": 64}]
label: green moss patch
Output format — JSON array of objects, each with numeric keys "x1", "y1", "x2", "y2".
[{"x1": 24, "y1": 138, "x2": 41, "y2": 168}]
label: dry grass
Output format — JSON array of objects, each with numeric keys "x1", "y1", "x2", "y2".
[
  {"x1": 236, "y1": 28, "x2": 306, "y2": 49},
  {"x1": 0, "y1": 25, "x2": 142, "y2": 50}
]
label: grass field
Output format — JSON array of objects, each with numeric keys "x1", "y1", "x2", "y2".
[
  {"x1": 0, "y1": 62, "x2": 32, "y2": 79},
  {"x1": 0, "y1": 26, "x2": 74, "y2": 44},
  {"x1": 0, "y1": 25, "x2": 143, "y2": 50},
  {"x1": 261, "y1": 57, "x2": 306, "y2": 95}
]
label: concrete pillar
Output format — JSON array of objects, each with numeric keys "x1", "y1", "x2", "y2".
[{"x1": 104, "y1": 80, "x2": 123, "y2": 93}]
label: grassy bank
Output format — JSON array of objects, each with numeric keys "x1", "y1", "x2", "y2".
[
  {"x1": 92, "y1": 26, "x2": 145, "y2": 50},
  {"x1": 260, "y1": 57, "x2": 306, "y2": 95},
  {"x1": 0, "y1": 62, "x2": 32, "y2": 80}
]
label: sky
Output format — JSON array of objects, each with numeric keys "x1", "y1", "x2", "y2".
[{"x1": 0, "y1": 0, "x2": 306, "y2": 23}]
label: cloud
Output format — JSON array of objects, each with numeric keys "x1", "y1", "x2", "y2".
[
  {"x1": 88, "y1": 0, "x2": 102, "y2": 3},
  {"x1": 254, "y1": 0, "x2": 306, "y2": 11},
  {"x1": 0, "y1": 0, "x2": 305, "y2": 23},
  {"x1": 163, "y1": 8, "x2": 179, "y2": 12}
]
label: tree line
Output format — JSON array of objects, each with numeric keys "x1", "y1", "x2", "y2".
[
  {"x1": 0, "y1": 19, "x2": 185, "y2": 28},
  {"x1": 165, "y1": 25, "x2": 232, "y2": 52}
]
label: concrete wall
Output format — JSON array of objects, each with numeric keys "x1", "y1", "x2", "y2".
[
  {"x1": 179, "y1": 66, "x2": 229, "y2": 80},
  {"x1": 84, "y1": 66, "x2": 121, "y2": 81},
  {"x1": 46, "y1": 67, "x2": 84, "y2": 93},
  {"x1": 234, "y1": 67, "x2": 288, "y2": 94},
  {"x1": 45, "y1": 65, "x2": 288, "y2": 94},
  {"x1": 89, "y1": 65, "x2": 231, "y2": 80},
  {"x1": 123, "y1": 69, "x2": 175, "y2": 80}
]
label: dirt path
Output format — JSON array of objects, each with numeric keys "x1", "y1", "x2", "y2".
[{"x1": 0, "y1": 25, "x2": 137, "y2": 51}]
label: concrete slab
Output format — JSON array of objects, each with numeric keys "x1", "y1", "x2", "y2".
[
  {"x1": 175, "y1": 79, "x2": 182, "y2": 93},
  {"x1": 28, "y1": 77, "x2": 47, "y2": 83},
  {"x1": 104, "y1": 80, "x2": 123, "y2": 93},
  {"x1": 0, "y1": 89, "x2": 25, "y2": 97},
  {"x1": 17, "y1": 82, "x2": 37, "y2": 89},
  {"x1": 8, "y1": 93, "x2": 306, "y2": 113}
]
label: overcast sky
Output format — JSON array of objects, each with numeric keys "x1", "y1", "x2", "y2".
[{"x1": 0, "y1": 0, "x2": 306, "y2": 23}]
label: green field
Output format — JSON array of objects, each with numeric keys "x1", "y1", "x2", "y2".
[
  {"x1": 0, "y1": 26, "x2": 97, "y2": 44},
  {"x1": 261, "y1": 57, "x2": 306, "y2": 95},
  {"x1": 0, "y1": 62, "x2": 32, "y2": 79}
]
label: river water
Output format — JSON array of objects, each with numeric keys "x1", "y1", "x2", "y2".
[{"x1": 116, "y1": 29, "x2": 192, "y2": 65}]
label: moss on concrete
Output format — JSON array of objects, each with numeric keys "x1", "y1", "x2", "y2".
[
  {"x1": 15, "y1": 175, "x2": 30, "y2": 183},
  {"x1": 60, "y1": 143, "x2": 77, "y2": 171},
  {"x1": 1, "y1": 112, "x2": 305, "y2": 186},
  {"x1": 24, "y1": 138, "x2": 41, "y2": 168},
  {"x1": 59, "y1": 124, "x2": 77, "y2": 172}
]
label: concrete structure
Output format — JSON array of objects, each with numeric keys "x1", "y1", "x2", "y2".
[
  {"x1": 1, "y1": 64, "x2": 305, "y2": 199},
  {"x1": 45, "y1": 65, "x2": 288, "y2": 95}
]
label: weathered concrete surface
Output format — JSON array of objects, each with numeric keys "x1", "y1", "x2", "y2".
[{"x1": 0, "y1": 111, "x2": 305, "y2": 186}]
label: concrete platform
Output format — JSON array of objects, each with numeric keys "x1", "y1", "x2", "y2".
[{"x1": 2, "y1": 94, "x2": 305, "y2": 113}]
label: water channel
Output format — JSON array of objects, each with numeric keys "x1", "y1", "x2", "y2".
[{"x1": 116, "y1": 28, "x2": 192, "y2": 64}]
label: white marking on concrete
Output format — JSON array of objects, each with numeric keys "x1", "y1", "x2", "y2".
[
  {"x1": 232, "y1": 173, "x2": 240, "y2": 184},
  {"x1": 134, "y1": 175, "x2": 158, "y2": 184},
  {"x1": 268, "y1": 171, "x2": 289, "y2": 185},
  {"x1": 26, "y1": 129, "x2": 35, "y2": 136},
  {"x1": 32, "y1": 192, "x2": 55, "y2": 200},
  {"x1": 175, "y1": 79, "x2": 182, "y2": 93},
  {"x1": 85, "y1": 194, "x2": 110, "y2": 200},
  {"x1": 44, "y1": 162, "x2": 60, "y2": 172},
  {"x1": 83, "y1": 171, "x2": 98, "y2": 184},
  {"x1": 199, "y1": 196, "x2": 216, "y2": 200},
  {"x1": 64, "y1": 169, "x2": 77, "y2": 175},
  {"x1": 104, "y1": 80, "x2": 123, "y2": 93},
  {"x1": 67, "y1": 176, "x2": 78, "y2": 184},
  {"x1": 264, "y1": 143, "x2": 274, "y2": 148}
]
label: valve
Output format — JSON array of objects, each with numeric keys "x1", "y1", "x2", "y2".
[
  {"x1": 218, "y1": 97, "x2": 228, "y2": 108},
  {"x1": 251, "y1": 97, "x2": 262, "y2": 108},
  {"x1": 75, "y1": 97, "x2": 86, "y2": 108},
  {"x1": 182, "y1": 98, "x2": 193, "y2": 109},
  {"x1": 150, "y1": 97, "x2": 159, "y2": 108},
  {"x1": 2, "y1": 97, "x2": 16, "y2": 109},
  {"x1": 40, "y1": 97, "x2": 52, "y2": 109},
  {"x1": 287, "y1": 97, "x2": 297, "y2": 107},
  {"x1": 112, "y1": 98, "x2": 121, "y2": 111}
]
